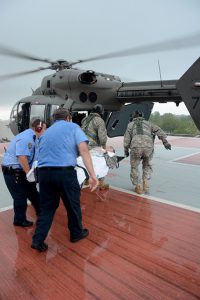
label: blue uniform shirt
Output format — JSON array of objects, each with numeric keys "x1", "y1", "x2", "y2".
[
  {"x1": 34, "y1": 136, "x2": 41, "y2": 161},
  {"x1": 2, "y1": 128, "x2": 36, "y2": 168},
  {"x1": 38, "y1": 120, "x2": 88, "y2": 167}
]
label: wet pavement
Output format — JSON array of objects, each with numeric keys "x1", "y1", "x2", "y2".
[
  {"x1": 106, "y1": 136, "x2": 200, "y2": 211},
  {"x1": 1, "y1": 136, "x2": 200, "y2": 211},
  {"x1": 0, "y1": 138, "x2": 200, "y2": 300}
]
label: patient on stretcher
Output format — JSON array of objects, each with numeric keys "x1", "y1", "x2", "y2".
[
  {"x1": 76, "y1": 146, "x2": 124, "y2": 187},
  {"x1": 26, "y1": 146, "x2": 124, "y2": 188}
]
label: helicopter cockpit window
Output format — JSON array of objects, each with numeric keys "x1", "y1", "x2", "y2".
[
  {"x1": 49, "y1": 105, "x2": 60, "y2": 125},
  {"x1": 10, "y1": 103, "x2": 18, "y2": 121},
  {"x1": 78, "y1": 70, "x2": 97, "y2": 84},
  {"x1": 29, "y1": 104, "x2": 45, "y2": 125},
  {"x1": 45, "y1": 104, "x2": 61, "y2": 127}
]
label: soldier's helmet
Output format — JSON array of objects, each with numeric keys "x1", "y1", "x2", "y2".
[
  {"x1": 92, "y1": 104, "x2": 104, "y2": 117},
  {"x1": 133, "y1": 110, "x2": 143, "y2": 118}
]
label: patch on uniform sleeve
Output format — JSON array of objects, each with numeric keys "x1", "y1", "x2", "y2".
[{"x1": 28, "y1": 142, "x2": 33, "y2": 149}]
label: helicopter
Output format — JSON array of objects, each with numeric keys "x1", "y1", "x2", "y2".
[{"x1": 0, "y1": 32, "x2": 200, "y2": 137}]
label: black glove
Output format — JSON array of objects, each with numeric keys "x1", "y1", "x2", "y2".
[
  {"x1": 163, "y1": 140, "x2": 171, "y2": 150},
  {"x1": 124, "y1": 149, "x2": 129, "y2": 157}
]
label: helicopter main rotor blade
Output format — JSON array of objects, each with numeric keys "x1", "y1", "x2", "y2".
[
  {"x1": 71, "y1": 32, "x2": 200, "y2": 66},
  {"x1": 0, "y1": 66, "x2": 51, "y2": 81},
  {"x1": 0, "y1": 45, "x2": 53, "y2": 64}
]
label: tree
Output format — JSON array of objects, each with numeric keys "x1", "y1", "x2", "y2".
[{"x1": 149, "y1": 112, "x2": 199, "y2": 135}]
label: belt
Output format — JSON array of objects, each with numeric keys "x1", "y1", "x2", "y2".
[
  {"x1": 2, "y1": 165, "x2": 20, "y2": 170},
  {"x1": 39, "y1": 166, "x2": 74, "y2": 170},
  {"x1": 1, "y1": 166, "x2": 24, "y2": 174}
]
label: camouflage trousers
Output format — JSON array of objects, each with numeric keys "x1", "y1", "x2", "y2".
[{"x1": 130, "y1": 147, "x2": 153, "y2": 186}]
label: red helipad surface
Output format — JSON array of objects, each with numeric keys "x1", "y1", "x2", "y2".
[
  {"x1": 175, "y1": 153, "x2": 200, "y2": 165},
  {"x1": 107, "y1": 136, "x2": 200, "y2": 149},
  {"x1": 0, "y1": 188, "x2": 200, "y2": 300},
  {"x1": 155, "y1": 136, "x2": 200, "y2": 148}
]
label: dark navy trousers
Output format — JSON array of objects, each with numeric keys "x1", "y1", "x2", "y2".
[
  {"x1": 32, "y1": 167, "x2": 82, "y2": 244},
  {"x1": 3, "y1": 172, "x2": 40, "y2": 223}
]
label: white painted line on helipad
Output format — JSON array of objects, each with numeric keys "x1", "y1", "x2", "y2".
[
  {"x1": 168, "y1": 150, "x2": 200, "y2": 167},
  {"x1": 110, "y1": 185, "x2": 200, "y2": 213},
  {"x1": 177, "y1": 151, "x2": 200, "y2": 159},
  {"x1": 170, "y1": 151, "x2": 200, "y2": 161}
]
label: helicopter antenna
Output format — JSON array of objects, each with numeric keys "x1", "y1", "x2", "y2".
[{"x1": 158, "y1": 59, "x2": 163, "y2": 88}]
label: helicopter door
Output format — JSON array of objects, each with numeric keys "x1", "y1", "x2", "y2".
[
  {"x1": 106, "y1": 102, "x2": 154, "y2": 138},
  {"x1": 17, "y1": 102, "x2": 30, "y2": 133}
]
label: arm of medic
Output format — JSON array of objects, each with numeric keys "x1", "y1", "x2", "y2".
[
  {"x1": 151, "y1": 124, "x2": 171, "y2": 150},
  {"x1": 18, "y1": 155, "x2": 30, "y2": 174},
  {"x1": 124, "y1": 148, "x2": 129, "y2": 157},
  {"x1": 18, "y1": 155, "x2": 36, "y2": 183},
  {"x1": 78, "y1": 141, "x2": 99, "y2": 192},
  {"x1": 123, "y1": 126, "x2": 132, "y2": 157},
  {"x1": 157, "y1": 134, "x2": 172, "y2": 150},
  {"x1": 96, "y1": 118, "x2": 107, "y2": 149},
  {"x1": 162, "y1": 139, "x2": 171, "y2": 150}
]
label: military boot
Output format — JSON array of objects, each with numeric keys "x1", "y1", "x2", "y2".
[
  {"x1": 134, "y1": 185, "x2": 143, "y2": 194},
  {"x1": 143, "y1": 179, "x2": 149, "y2": 192},
  {"x1": 99, "y1": 179, "x2": 109, "y2": 190}
]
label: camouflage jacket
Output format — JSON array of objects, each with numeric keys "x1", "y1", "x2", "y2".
[
  {"x1": 124, "y1": 117, "x2": 167, "y2": 150},
  {"x1": 81, "y1": 113, "x2": 107, "y2": 149}
]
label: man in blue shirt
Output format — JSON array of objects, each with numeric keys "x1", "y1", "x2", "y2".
[
  {"x1": 31, "y1": 108, "x2": 99, "y2": 252},
  {"x1": 2, "y1": 118, "x2": 46, "y2": 227}
]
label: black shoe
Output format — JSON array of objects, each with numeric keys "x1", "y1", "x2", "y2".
[
  {"x1": 31, "y1": 242, "x2": 48, "y2": 252},
  {"x1": 70, "y1": 228, "x2": 89, "y2": 243},
  {"x1": 14, "y1": 220, "x2": 33, "y2": 227}
]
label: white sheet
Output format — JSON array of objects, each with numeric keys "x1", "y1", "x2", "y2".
[{"x1": 76, "y1": 156, "x2": 109, "y2": 186}]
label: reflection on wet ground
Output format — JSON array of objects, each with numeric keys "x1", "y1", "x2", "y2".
[
  {"x1": 0, "y1": 188, "x2": 200, "y2": 299},
  {"x1": 0, "y1": 137, "x2": 200, "y2": 299}
]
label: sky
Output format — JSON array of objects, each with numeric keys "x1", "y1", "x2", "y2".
[{"x1": 0, "y1": 0, "x2": 200, "y2": 120}]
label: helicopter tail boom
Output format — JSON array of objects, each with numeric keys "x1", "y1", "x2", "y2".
[{"x1": 117, "y1": 80, "x2": 181, "y2": 104}]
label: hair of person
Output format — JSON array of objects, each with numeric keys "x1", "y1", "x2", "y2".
[
  {"x1": 53, "y1": 107, "x2": 71, "y2": 120},
  {"x1": 31, "y1": 118, "x2": 45, "y2": 133}
]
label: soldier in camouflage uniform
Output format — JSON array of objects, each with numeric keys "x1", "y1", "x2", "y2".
[
  {"x1": 81, "y1": 104, "x2": 107, "y2": 149},
  {"x1": 124, "y1": 111, "x2": 171, "y2": 194},
  {"x1": 81, "y1": 104, "x2": 109, "y2": 189}
]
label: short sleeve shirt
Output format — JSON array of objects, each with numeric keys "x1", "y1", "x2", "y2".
[
  {"x1": 2, "y1": 128, "x2": 36, "y2": 168},
  {"x1": 37, "y1": 120, "x2": 88, "y2": 167}
]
